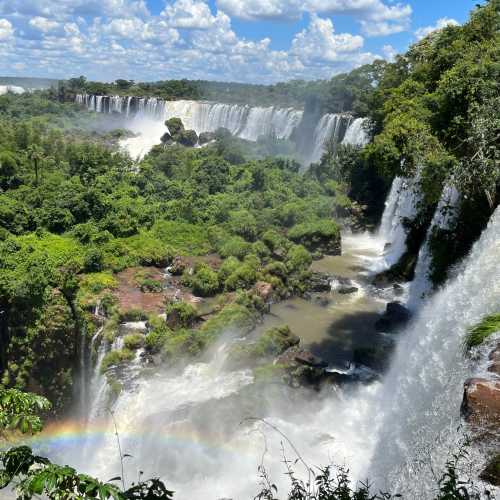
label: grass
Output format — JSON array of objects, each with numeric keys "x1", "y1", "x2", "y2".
[{"x1": 465, "y1": 313, "x2": 500, "y2": 350}]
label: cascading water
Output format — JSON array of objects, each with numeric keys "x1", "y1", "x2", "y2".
[
  {"x1": 407, "y1": 184, "x2": 460, "y2": 310},
  {"x1": 368, "y1": 206, "x2": 500, "y2": 497},
  {"x1": 308, "y1": 113, "x2": 347, "y2": 164},
  {"x1": 375, "y1": 173, "x2": 421, "y2": 271},
  {"x1": 75, "y1": 94, "x2": 355, "y2": 164},
  {"x1": 342, "y1": 117, "x2": 369, "y2": 147},
  {"x1": 0, "y1": 85, "x2": 25, "y2": 95}
]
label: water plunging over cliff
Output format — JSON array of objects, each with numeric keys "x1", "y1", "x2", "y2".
[
  {"x1": 75, "y1": 94, "x2": 357, "y2": 164},
  {"x1": 369, "y1": 206, "x2": 500, "y2": 496},
  {"x1": 375, "y1": 174, "x2": 421, "y2": 271}
]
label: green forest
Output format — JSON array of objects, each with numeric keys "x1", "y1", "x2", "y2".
[{"x1": 0, "y1": 1, "x2": 498, "y2": 498}]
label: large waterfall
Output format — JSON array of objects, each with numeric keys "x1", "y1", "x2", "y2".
[
  {"x1": 369, "y1": 206, "x2": 500, "y2": 496},
  {"x1": 76, "y1": 94, "x2": 364, "y2": 163}
]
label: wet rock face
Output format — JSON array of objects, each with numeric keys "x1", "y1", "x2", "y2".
[
  {"x1": 461, "y1": 378, "x2": 500, "y2": 429},
  {"x1": 170, "y1": 256, "x2": 189, "y2": 276},
  {"x1": 488, "y1": 346, "x2": 500, "y2": 375},
  {"x1": 480, "y1": 454, "x2": 500, "y2": 487},
  {"x1": 254, "y1": 281, "x2": 273, "y2": 302},
  {"x1": 308, "y1": 272, "x2": 332, "y2": 292},
  {"x1": 199, "y1": 131, "x2": 216, "y2": 145},
  {"x1": 374, "y1": 301, "x2": 411, "y2": 333}
]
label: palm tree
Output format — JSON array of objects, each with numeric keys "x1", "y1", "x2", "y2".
[{"x1": 27, "y1": 145, "x2": 43, "y2": 187}]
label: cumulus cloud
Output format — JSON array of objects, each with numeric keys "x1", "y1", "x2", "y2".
[
  {"x1": 162, "y1": 0, "x2": 218, "y2": 29},
  {"x1": 0, "y1": 17, "x2": 13, "y2": 40},
  {"x1": 216, "y1": 0, "x2": 412, "y2": 35},
  {"x1": 291, "y1": 14, "x2": 364, "y2": 62},
  {"x1": 415, "y1": 17, "x2": 459, "y2": 40},
  {"x1": 29, "y1": 16, "x2": 60, "y2": 33},
  {"x1": 0, "y1": 0, "x2": 396, "y2": 83}
]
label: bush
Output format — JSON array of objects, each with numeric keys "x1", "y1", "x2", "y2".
[
  {"x1": 288, "y1": 219, "x2": 341, "y2": 254},
  {"x1": 228, "y1": 210, "x2": 258, "y2": 241},
  {"x1": 191, "y1": 264, "x2": 220, "y2": 297},
  {"x1": 100, "y1": 348, "x2": 135, "y2": 373},
  {"x1": 165, "y1": 301, "x2": 197, "y2": 329},
  {"x1": 285, "y1": 245, "x2": 312, "y2": 273},
  {"x1": 224, "y1": 263, "x2": 257, "y2": 291},
  {"x1": 176, "y1": 129, "x2": 198, "y2": 147},
  {"x1": 218, "y1": 235, "x2": 251, "y2": 259},
  {"x1": 123, "y1": 333, "x2": 144, "y2": 350}
]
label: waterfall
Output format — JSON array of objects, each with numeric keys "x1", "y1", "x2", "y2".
[
  {"x1": 407, "y1": 185, "x2": 460, "y2": 309},
  {"x1": 308, "y1": 113, "x2": 346, "y2": 164},
  {"x1": 376, "y1": 174, "x2": 421, "y2": 271},
  {"x1": 75, "y1": 93, "x2": 359, "y2": 164},
  {"x1": 368, "y1": 206, "x2": 500, "y2": 496},
  {"x1": 0, "y1": 85, "x2": 25, "y2": 95},
  {"x1": 342, "y1": 117, "x2": 369, "y2": 147}
]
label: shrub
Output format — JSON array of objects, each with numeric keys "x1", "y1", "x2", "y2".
[
  {"x1": 288, "y1": 219, "x2": 340, "y2": 254},
  {"x1": 100, "y1": 348, "x2": 135, "y2": 373},
  {"x1": 123, "y1": 333, "x2": 144, "y2": 350},
  {"x1": 228, "y1": 210, "x2": 258, "y2": 241},
  {"x1": 191, "y1": 264, "x2": 220, "y2": 297},
  {"x1": 218, "y1": 256, "x2": 240, "y2": 281},
  {"x1": 165, "y1": 117, "x2": 184, "y2": 136},
  {"x1": 165, "y1": 301, "x2": 197, "y2": 329},
  {"x1": 218, "y1": 235, "x2": 251, "y2": 259},
  {"x1": 285, "y1": 245, "x2": 312, "y2": 273},
  {"x1": 224, "y1": 263, "x2": 257, "y2": 291}
]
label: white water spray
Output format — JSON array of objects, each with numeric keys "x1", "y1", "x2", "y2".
[{"x1": 368, "y1": 206, "x2": 500, "y2": 496}]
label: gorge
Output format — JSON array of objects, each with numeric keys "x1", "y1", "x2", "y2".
[{"x1": 0, "y1": 2, "x2": 498, "y2": 498}]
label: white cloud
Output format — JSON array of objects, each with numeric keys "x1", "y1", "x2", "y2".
[
  {"x1": 415, "y1": 17, "x2": 459, "y2": 40},
  {"x1": 382, "y1": 43, "x2": 396, "y2": 61},
  {"x1": 215, "y1": 0, "x2": 302, "y2": 21},
  {"x1": 291, "y1": 14, "x2": 364, "y2": 62},
  {"x1": 162, "y1": 0, "x2": 217, "y2": 29},
  {"x1": 0, "y1": 0, "x2": 393, "y2": 83},
  {"x1": 29, "y1": 16, "x2": 60, "y2": 33},
  {"x1": 0, "y1": 18, "x2": 13, "y2": 40},
  {"x1": 216, "y1": 0, "x2": 412, "y2": 35}
]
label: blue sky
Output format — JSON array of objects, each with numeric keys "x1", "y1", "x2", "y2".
[{"x1": 0, "y1": 0, "x2": 481, "y2": 83}]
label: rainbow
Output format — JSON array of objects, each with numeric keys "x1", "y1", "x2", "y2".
[{"x1": 6, "y1": 417, "x2": 265, "y2": 463}]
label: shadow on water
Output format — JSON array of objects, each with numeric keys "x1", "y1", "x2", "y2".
[{"x1": 308, "y1": 310, "x2": 388, "y2": 368}]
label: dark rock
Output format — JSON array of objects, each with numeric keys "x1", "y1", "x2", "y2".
[
  {"x1": 176, "y1": 129, "x2": 198, "y2": 147},
  {"x1": 199, "y1": 131, "x2": 216, "y2": 145},
  {"x1": 338, "y1": 286, "x2": 358, "y2": 295},
  {"x1": 489, "y1": 345, "x2": 500, "y2": 362},
  {"x1": 160, "y1": 131, "x2": 173, "y2": 144},
  {"x1": 294, "y1": 350, "x2": 328, "y2": 369},
  {"x1": 254, "y1": 281, "x2": 273, "y2": 302},
  {"x1": 169, "y1": 256, "x2": 188, "y2": 276},
  {"x1": 308, "y1": 272, "x2": 332, "y2": 292},
  {"x1": 461, "y1": 378, "x2": 500, "y2": 429},
  {"x1": 375, "y1": 301, "x2": 411, "y2": 332},
  {"x1": 480, "y1": 454, "x2": 500, "y2": 487}
]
